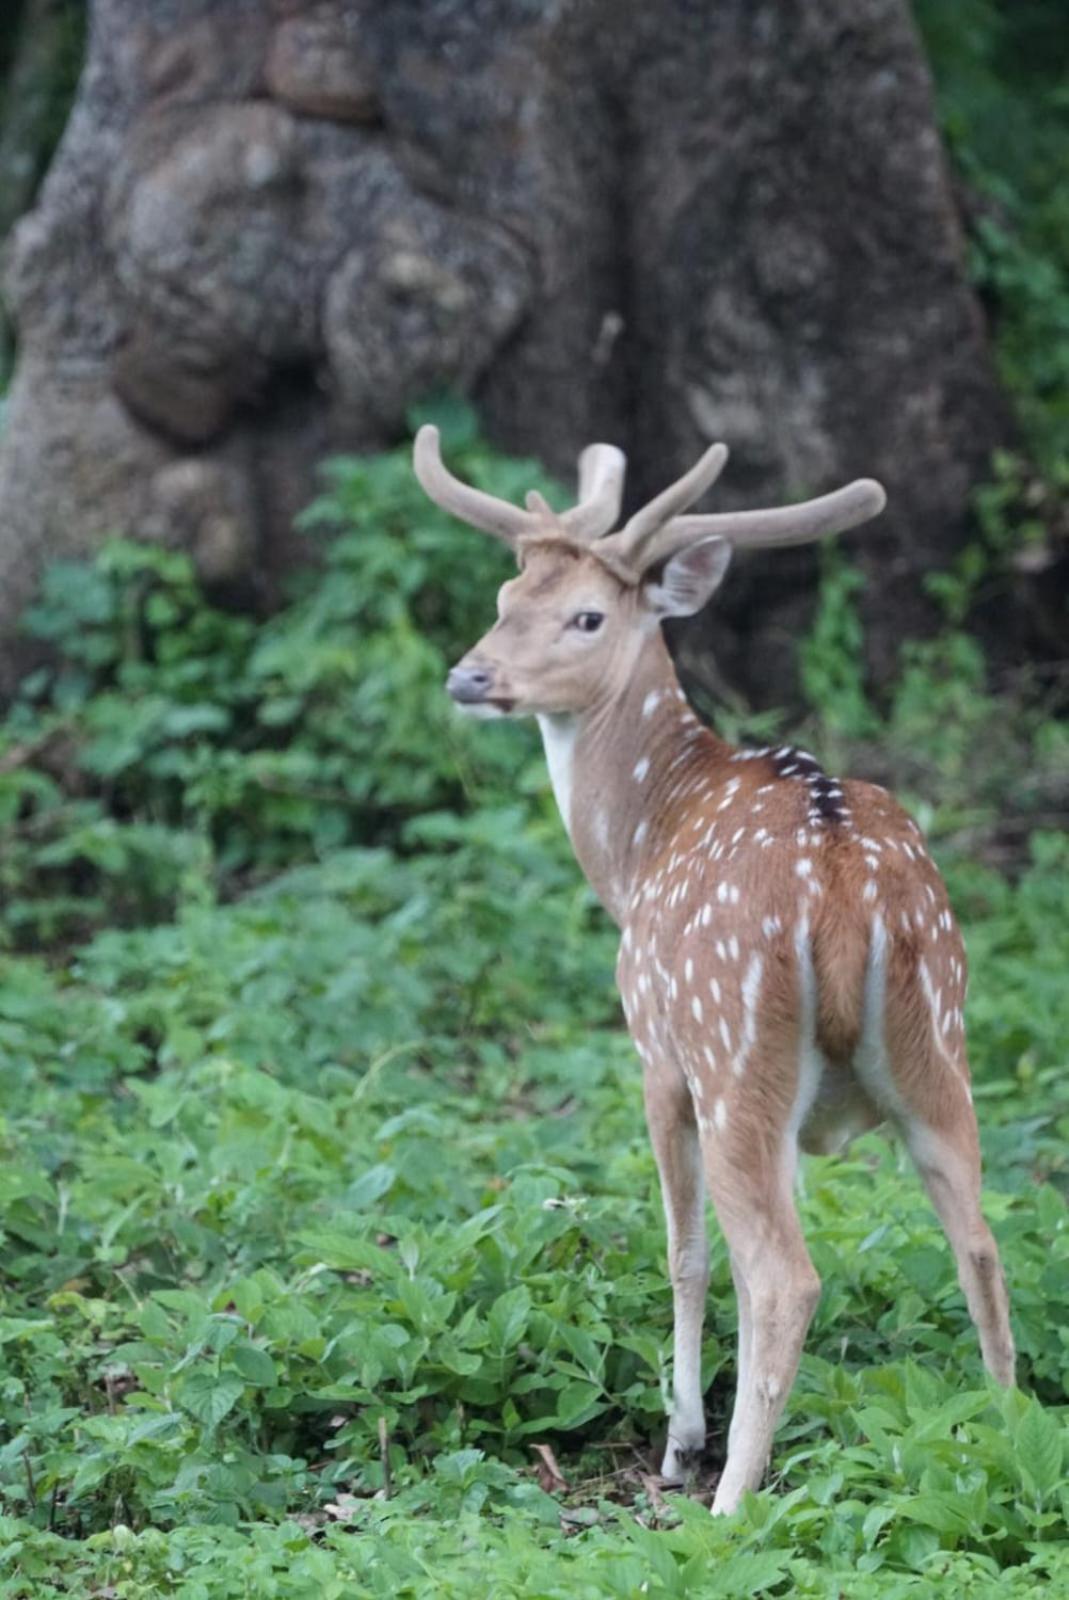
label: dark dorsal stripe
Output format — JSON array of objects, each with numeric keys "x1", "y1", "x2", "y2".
[{"x1": 770, "y1": 745, "x2": 849, "y2": 826}]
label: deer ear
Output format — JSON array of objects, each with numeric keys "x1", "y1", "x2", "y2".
[{"x1": 644, "y1": 537, "x2": 732, "y2": 618}]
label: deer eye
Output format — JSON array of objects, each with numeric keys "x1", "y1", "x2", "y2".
[{"x1": 572, "y1": 611, "x2": 605, "y2": 634}]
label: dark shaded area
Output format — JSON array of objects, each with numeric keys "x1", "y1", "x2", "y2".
[{"x1": 0, "y1": 0, "x2": 86, "y2": 380}]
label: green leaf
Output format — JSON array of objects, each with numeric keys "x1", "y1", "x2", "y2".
[
  {"x1": 705, "y1": 1551, "x2": 793, "y2": 1596},
  {"x1": 177, "y1": 1371, "x2": 246, "y2": 1429},
  {"x1": 345, "y1": 1164, "x2": 397, "y2": 1209},
  {"x1": 552, "y1": 1380, "x2": 606, "y2": 1430},
  {"x1": 910, "y1": 1388, "x2": 992, "y2": 1441},
  {"x1": 229, "y1": 1343, "x2": 278, "y2": 1387},
  {"x1": 1017, "y1": 1400, "x2": 1064, "y2": 1499},
  {"x1": 487, "y1": 1287, "x2": 530, "y2": 1355}
]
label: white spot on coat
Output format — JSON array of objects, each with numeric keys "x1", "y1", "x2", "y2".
[{"x1": 731, "y1": 953, "x2": 764, "y2": 1078}]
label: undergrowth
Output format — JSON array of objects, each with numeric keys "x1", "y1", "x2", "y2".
[
  {"x1": 916, "y1": 0, "x2": 1069, "y2": 476},
  {"x1": 0, "y1": 407, "x2": 1067, "y2": 1596}
]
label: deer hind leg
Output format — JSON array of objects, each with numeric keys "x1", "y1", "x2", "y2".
[
  {"x1": 903, "y1": 1112, "x2": 1016, "y2": 1386},
  {"x1": 643, "y1": 1061, "x2": 709, "y2": 1482},
  {"x1": 703, "y1": 1139, "x2": 821, "y2": 1516},
  {"x1": 859, "y1": 919, "x2": 1015, "y2": 1386}
]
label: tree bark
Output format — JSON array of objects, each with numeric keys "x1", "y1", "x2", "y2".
[{"x1": 0, "y1": 0, "x2": 1012, "y2": 703}]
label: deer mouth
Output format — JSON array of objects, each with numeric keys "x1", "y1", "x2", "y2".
[{"x1": 456, "y1": 695, "x2": 515, "y2": 719}]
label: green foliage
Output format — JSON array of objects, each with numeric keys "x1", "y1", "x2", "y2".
[
  {"x1": 2, "y1": 830, "x2": 1069, "y2": 1590},
  {"x1": 798, "y1": 549, "x2": 881, "y2": 741},
  {"x1": 2, "y1": 411, "x2": 1068, "y2": 1592},
  {"x1": 915, "y1": 0, "x2": 1069, "y2": 474},
  {"x1": 0, "y1": 412, "x2": 565, "y2": 946},
  {"x1": 0, "y1": 0, "x2": 87, "y2": 388},
  {"x1": 794, "y1": 543, "x2": 1068, "y2": 840}
]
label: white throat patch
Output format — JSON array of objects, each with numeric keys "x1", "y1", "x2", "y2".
[{"x1": 537, "y1": 713, "x2": 579, "y2": 838}]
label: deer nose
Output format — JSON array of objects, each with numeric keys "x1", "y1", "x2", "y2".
[{"x1": 447, "y1": 660, "x2": 495, "y2": 704}]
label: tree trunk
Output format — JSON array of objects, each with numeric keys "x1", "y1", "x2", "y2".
[{"x1": 0, "y1": 0, "x2": 1011, "y2": 703}]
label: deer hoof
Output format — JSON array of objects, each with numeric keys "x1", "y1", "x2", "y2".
[{"x1": 660, "y1": 1434, "x2": 704, "y2": 1484}]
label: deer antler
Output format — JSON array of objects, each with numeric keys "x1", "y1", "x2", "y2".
[
  {"x1": 611, "y1": 442, "x2": 729, "y2": 563},
  {"x1": 413, "y1": 426, "x2": 626, "y2": 548},
  {"x1": 598, "y1": 446, "x2": 885, "y2": 576},
  {"x1": 414, "y1": 424, "x2": 886, "y2": 570},
  {"x1": 414, "y1": 426, "x2": 536, "y2": 546},
  {"x1": 562, "y1": 444, "x2": 627, "y2": 540},
  {"x1": 659, "y1": 479, "x2": 887, "y2": 558}
]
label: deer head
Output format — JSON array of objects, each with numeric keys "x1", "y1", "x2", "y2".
[{"x1": 413, "y1": 425, "x2": 886, "y2": 718}]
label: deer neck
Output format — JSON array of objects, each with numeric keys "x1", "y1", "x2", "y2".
[{"x1": 537, "y1": 631, "x2": 732, "y2": 926}]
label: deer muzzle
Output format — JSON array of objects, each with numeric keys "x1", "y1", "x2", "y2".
[{"x1": 446, "y1": 658, "x2": 515, "y2": 713}]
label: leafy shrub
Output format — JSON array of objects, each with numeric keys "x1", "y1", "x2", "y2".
[
  {"x1": 0, "y1": 405, "x2": 566, "y2": 945},
  {"x1": 1, "y1": 412, "x2": 1068, "y2": 1592},
  {"x1": 916, "y1": 0, "x2": 1069, "y2": 475},
  {"x1": 2, "y1": 835, "x2": 1068, "y2": 1576},
  {"x1": 794, "y1": 546, "x2": 1068, "y2": 845}
]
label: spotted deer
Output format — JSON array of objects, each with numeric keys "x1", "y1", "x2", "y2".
[{"x1": 413, "y1": 425, "x2": 1015, "y2": 1514}]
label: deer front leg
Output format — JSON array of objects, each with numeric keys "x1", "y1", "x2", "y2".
[{"x1": 643, "y1": 1062, "x2": 709, "y2": 1482}]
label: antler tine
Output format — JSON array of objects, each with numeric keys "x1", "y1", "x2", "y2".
[
  {"x1": 610, "y1": 441, "x2": 729, "y2": 565},
  {"x1": 413, "y1": 425, "x2": 536, "y2": 547},
  {"x1": 659, "y1": 479, "x2": 887, "y2": 562},
  {"x1": 562, "y1": 443, "x2": 627, "y2": 541}
]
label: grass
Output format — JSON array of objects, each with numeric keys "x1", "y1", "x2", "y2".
[{"x1": 0, "y1": 419, "x2": 1067, "y2": 1595}]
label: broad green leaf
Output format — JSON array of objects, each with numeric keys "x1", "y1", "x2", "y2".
[
  {"x1": 487, "y1": 1288, "x2": 530, "y2": 1355},
  {"x1": 552, "y1": 1380, "x2": 606, "y2": 1430},
  {"x1": 177, "y1": 1372, "x2": 246, "y2": 1429},
  {"x1": 1017, "y1": 1401, "x2": 1064, "y2": 1499},
  {"x1": 229, "y1": 1343, "x2": 278, "y2": 1387}
]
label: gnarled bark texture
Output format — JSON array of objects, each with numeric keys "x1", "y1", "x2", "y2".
[{"x1": 0, "y1": 0, "x2": 1011, "y2": 701}]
